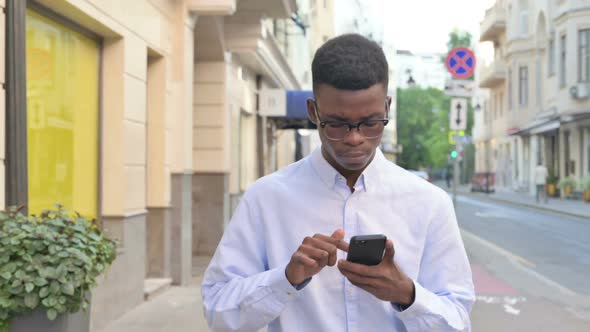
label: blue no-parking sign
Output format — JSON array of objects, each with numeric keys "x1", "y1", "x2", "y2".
[{"x1": 445, "y1": 47, "x2": 476, "y2": 79}]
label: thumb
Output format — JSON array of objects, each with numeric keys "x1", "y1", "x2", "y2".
[
  {"x1": 382, "y1": 240, "x2": 395, "y2": 263},
  {"x1": 331, "y1": 228, "x2": 345, "y2": 240}
]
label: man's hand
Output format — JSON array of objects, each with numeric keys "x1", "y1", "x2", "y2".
[
  {"x1": 286, "y1": 229, "x2": 349, "y2": 286},
  {"x1": 337, "y1": 240, "x2": 415, "y2": 307}
]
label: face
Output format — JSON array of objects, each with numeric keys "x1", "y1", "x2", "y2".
[{"x1": 307, "y1": 84, "x2": 391, "y2": 174}]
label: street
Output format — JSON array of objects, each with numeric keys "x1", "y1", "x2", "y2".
[{"x1": 458, "y1": 194, "x2": 590, "y2": 331}]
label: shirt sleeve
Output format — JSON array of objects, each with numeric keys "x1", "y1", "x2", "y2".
[
  {"x1": 394, "y1": 193, "x2": 475, "y2": 331},
  {"x1": 201, "y1": 194, "x2": 301, "y2": 332}
]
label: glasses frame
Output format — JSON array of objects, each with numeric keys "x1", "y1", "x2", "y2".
[{"x1": 312, "y1": 99, "x2": 390, "y2": 141}]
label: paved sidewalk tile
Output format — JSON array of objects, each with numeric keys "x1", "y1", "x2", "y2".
[
  {"x1": 99, "y1": 256, "x2": 213, "y2": 332},
  {"x1": 438, "y1": 181, "x2": 590, "y2": 219}
]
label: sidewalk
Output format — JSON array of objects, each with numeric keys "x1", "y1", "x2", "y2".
[
  {"x1": 438, "y1": 181, "x2": 590, "y2": 220},
  {"x1": 99, "y1": 256, "x2": 213, "y2": 332}
]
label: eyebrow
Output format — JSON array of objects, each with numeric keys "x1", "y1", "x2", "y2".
[{"x1": 322, "y1": 112, "x2": 386, "y2": 122}]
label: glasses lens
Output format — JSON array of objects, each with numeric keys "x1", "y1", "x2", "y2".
[
  {"x1": 324, "y1": 122, "x2": 349, "y2": 140},
  {"x1": 360, "y1": 121, "x2": 386, "y2": 138}
]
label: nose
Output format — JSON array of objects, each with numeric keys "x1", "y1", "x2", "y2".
[{"x1": 343, "y1": 127, "x2": 364, "y2": 146}]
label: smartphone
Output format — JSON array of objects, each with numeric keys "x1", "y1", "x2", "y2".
[{"x1": 346, "y1": 234, "x2": 387, "y2": 266}]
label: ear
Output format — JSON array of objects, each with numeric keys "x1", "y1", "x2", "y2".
[{"x1": 307, "y1": 98, "x2": 317, "y2": 124}]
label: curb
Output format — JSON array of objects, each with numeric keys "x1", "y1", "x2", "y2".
[{"x1": 457, "y1": 190, "x2": 590, "y2": 220}]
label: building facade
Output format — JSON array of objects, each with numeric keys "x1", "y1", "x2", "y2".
[
  {"x1": 2, "y1": 0, "x2": 311, "y2": 330},
  {"x1": 394, "y1": 50, "x2": 448, "y2": 90},
  {"x1": 476, "y1": 0, "x2": 590, "y2": 195}
]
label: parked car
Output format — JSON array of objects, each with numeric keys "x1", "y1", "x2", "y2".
[{"x1": 409, "y1": 170, "x2": 431, "y2": 182}]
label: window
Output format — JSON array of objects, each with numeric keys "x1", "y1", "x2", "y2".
[
  {"x1": 579, "y1": 29, "x2": 590, "y2": 82},
  {"x1": 519, "y1": 66, "x2": 528, "y2": 106},
  {"x1": 548, "y1": 37, "x2": 555, "y2": 75},
  {"x1": 26, "y1": 8, "x2": 100, "y2": 218},
  {"x1": 519, "y1": 11, "x2": 529, "y2": 35},
  {"x1": 519, "y1": 0, "x2": 529, "y2": 36},
  {"x1": 560, "y1": 34, "x2": 567, "y2": 87},
  {"x1": 508, "y1": 68, "x2": 513, "y2": 110},
  {"x1": 536, "y1": 58, "x2": 542, "y2": 105}
]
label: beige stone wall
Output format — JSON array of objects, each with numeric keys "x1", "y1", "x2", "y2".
[
  {"x1": 227, "y1": 61, "x2": 259, "y2": 195},
  {"x1": 193, "y1": 61, "x2": 230, "y2": 173},
  {"x1": 0, "y1": 0, "x2": 5, "y2": 210},
  {"x1": 277, "y1": 129, "x2": 296, "y2": 170}
]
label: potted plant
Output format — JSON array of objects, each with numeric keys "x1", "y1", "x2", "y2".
[
  {"x1": 546, "y1": 171, "x2": 559, "y2": 197},
  {"x1": 557, "y1": 176, "x2": 577, "y2": 198},
  {"x1": 0, "y1": 205, "x2": 117, "y2": 332},
  {"x1": 581, "y1": 176, "x2": 590, "y2": 203}
]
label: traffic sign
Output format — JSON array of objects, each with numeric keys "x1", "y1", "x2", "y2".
[
  {"x1": 443, "y1": 78, "x2": 475, "y2": 97},
  {"x1": 450, "y1": 98, "x2": 468, "y2": 131},
  {"x1": 448, "y1": 130, "x2": 465, "y2": 144},
  {"x1": 445, "y1": 47, "x2": 476, "y2": 79}
]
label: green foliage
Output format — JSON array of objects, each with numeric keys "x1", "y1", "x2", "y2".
[
  {"x1": 546, "y1": 170, "x2": 559, "y2": 185},
  {"x1": 396, "y1": 87, "x2": 474, "y2": 170},
  {"x1": 557, "y1": 176, "x2": 577, "y2": 190},
  {"x1": 580, "y1": 176, "x2": 590, "y2": 191},
  {"x1": 0, "y1": 205, "x2": 117, "y2": 329}
]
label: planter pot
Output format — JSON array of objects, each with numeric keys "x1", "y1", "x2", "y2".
[
  {"x1": 9, "y1": 307, "x2": 90, "y2": 332},
  {"x1": 562, "y1": 185, "x2": 573, "y2": 198},
  {"x1": 546, "y1": 184, "x2": 556, "y2": 197},
  {"x1": 584, "y1": 190, "x2": 590, "y2": 202}
]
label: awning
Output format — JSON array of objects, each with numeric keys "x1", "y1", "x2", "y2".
[
  {"x1": 286, "y1": 90, "x2": 313, "y2": 119},
  {"x1": 259, "y1": 89, "x2": 315, "y2": 129},
  {"x1": 510, "y1": 118, "x2": 559, "y2": 136},
  {"x1": 530, "y1": 120, "x2": 560, "y2": 134}
]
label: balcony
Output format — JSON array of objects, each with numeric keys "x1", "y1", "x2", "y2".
[
  {"x1": 237, "y1": 0, "x2": 297, "y2": 18},
  {"x1": 480, "y1": 3, "x2": 506, "y2": 42},
  {"x1": 479, "y1": 61, "x2": 506, "y2": 89},
  {"x1": 187, "y1": 0, "x2": 237, "y2": 15}
]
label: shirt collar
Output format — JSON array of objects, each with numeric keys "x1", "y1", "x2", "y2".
[{"x1": 309, "y1": 146, "x2": 385, "y2": 192}]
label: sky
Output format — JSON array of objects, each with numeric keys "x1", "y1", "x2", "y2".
[{"x1": 377, "y1": 0, "x2": 496, "y2": 57}]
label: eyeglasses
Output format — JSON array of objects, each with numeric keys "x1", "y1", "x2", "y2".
[{"x1": 312, "y1": 100, "x2": 390, "y2": 141}]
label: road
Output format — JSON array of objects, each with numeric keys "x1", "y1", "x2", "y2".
[{"x1": 457, "y1": 193, "x2": 590, "y2": 331}]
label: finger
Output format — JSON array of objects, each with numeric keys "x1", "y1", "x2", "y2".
[
  {"x1": 294, "y1": 252, "x2": 318, "y2": 268},
  {"x1": 339, "y1": 268, "x2": 375, "y2": 288},
  {"x1": 330, "y1": 228, "x2": 345, "y2": 240},
  {"x1": 300, "y1": 244, "x2": 329, "y2": 266},
  {"x1": 303, "y1": 237, "x2": 338, "y2": 266},
  {"x1": 313, "y1": 233, "x2": 349, "y2": 252},
  {"x1": 382, "y1": 240, "x2": 395, "y2": 263},
  {"x1": 330, "y1": 229, "x2": 349, "y2": 252},
  {"x1": 338, "y1": 259, "x2": 382, "y2": 278}
]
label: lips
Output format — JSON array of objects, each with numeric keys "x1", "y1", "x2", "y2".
[{"x1": 340, "y1": 152, "x2": 369, "y2": 163}]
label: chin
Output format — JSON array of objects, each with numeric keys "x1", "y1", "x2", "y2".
[{"x1": 337, "y1": 157, "x2": 371, "y2": 171}]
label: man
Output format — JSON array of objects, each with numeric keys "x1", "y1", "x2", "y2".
[
  {"x1": 202, "y1": 34, "x2": 474, "y2": 332},
  {"x1": 534, "y1": 161, "x2": 549, "y2": 203}
]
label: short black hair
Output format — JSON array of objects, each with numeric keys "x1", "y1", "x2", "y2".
[{"x1": 312, "y1": 34, "x2": 388, "y2": 92}]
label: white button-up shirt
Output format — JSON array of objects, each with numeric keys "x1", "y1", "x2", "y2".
[{"x1": 202, "y1": 148, "x2": 474, "y2": 332}]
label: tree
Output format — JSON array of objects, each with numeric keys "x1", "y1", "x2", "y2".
[{"x1": 396, "y1": 87, "x2": 447, "y2": 170}]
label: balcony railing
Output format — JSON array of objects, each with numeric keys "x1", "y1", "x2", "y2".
[
  {"x1": 479, "y1": 61, "x2": 506, "y2": 89},
  {"x1": 480, "y1": 2, "x2": 506, "y2": 42}
]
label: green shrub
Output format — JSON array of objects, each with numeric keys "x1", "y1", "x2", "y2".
[{"x1": 0, "y1": 205, "x2": 117, "y2": 331}]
